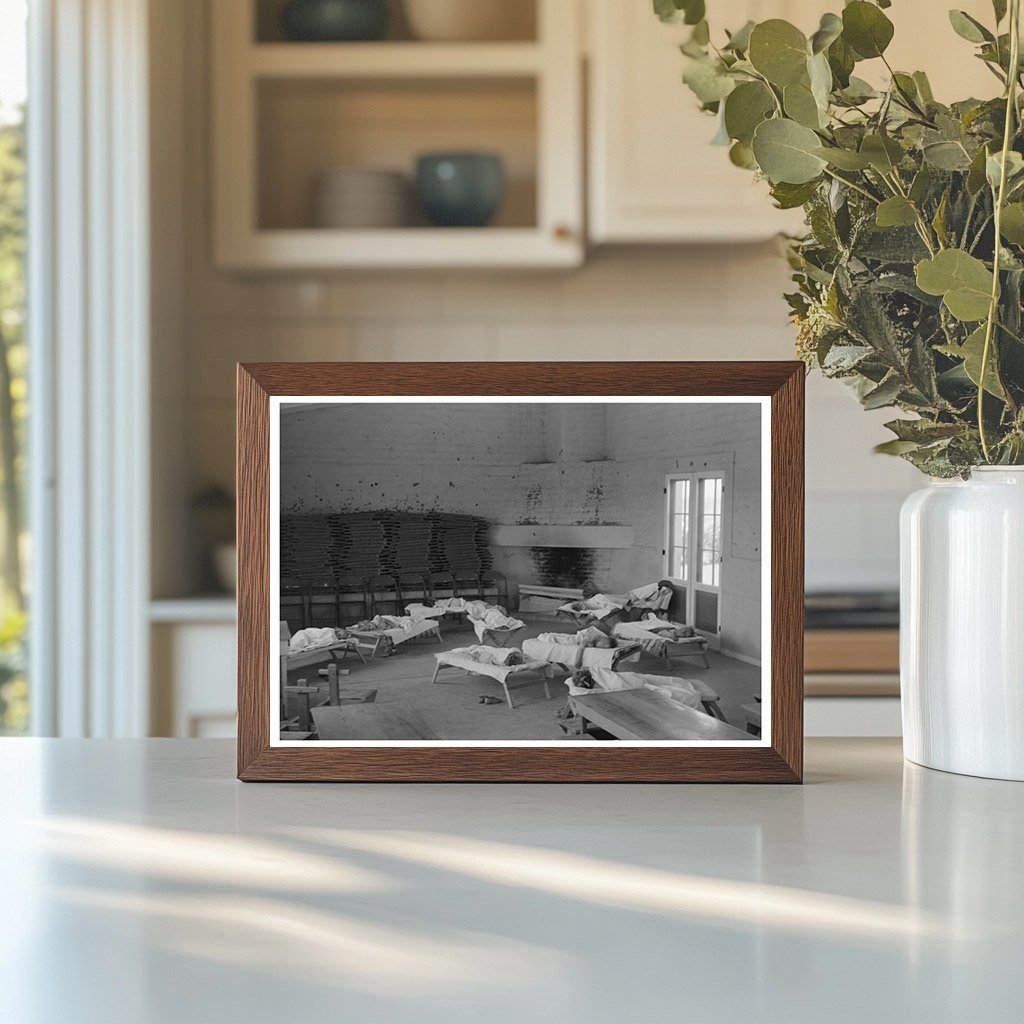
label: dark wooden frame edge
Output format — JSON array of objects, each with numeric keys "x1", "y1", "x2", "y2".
[{"x1": 237, "y1": 361, "x2": 804, "y2": 782}]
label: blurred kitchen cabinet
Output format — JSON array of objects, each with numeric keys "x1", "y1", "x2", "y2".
[
  {"x1": 586, "y1": 0, "x2": 995, "y2": 244},
  {"x1": 587, "y1": 0, "x2": 808, "y2": 243},
  {"x1": 150, "y1": 602, "x2": 237, "y2": 738},
  {"x1": 212, "y1": 0, "x2": 583, "y2": 269}
]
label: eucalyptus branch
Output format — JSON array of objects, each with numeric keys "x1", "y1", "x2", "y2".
[
  {"x1": 978, "y1": 0, "x2": 1021, "y2": 462},
  {"x1": 968, "y1": 213, "x2": 994, "y2": 253},
  {"x1": 666, "y1": 1, "x2": 1024, "y2": 474},
  {"x1": 822, "y1": 167, "x2": 881, "y2": 205},
  {"x1": 884, "y1": 170, "x2": 940, "y2": 254}
]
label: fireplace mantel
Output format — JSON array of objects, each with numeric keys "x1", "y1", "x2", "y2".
[{"x1": 490, "y1": 524, "x2": 634, "y2": 549}]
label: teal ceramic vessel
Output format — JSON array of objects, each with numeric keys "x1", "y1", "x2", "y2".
[
  {"x1": 281, "y1": 0, "x2": 388, "y2": 42},
  {"x1": 415, "y1": 152, "x2": 505, "y2": 228}
]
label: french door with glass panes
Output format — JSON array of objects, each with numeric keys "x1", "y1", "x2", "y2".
[{"x1": 665, "y1": 473, "x2": 725, "y2": 645}]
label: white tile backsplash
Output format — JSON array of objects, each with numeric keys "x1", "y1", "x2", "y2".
[{"x1": 181, "y1": 257, "x2": 917, "y2": 596}]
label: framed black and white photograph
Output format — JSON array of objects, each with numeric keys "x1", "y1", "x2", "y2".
[{"x1": 237, "y1": 362, "x2": 804, "y2": 782}]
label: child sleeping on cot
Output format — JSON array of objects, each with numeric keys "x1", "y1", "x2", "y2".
[
  {"x1": 564, "y1": 582, "x2": 622, "y2": 616},
  {"x1": 564, "y1": 580, "x2": 675, "y2": 619},
  {"x1": 536, "y1": 626, "x2": 619, "y2": 649},
  {"x1": 640, "y1": 616, "x2": 698, "y2": 640},
  {"x1": 288, "y1": 626, "x2": 352, "y2": 653}
]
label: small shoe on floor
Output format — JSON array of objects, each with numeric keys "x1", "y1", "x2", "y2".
[{"x1": 479, "y1": 695, "x2": 503, "y2": 705}]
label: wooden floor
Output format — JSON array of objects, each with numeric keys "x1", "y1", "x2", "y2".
[{"x1": 283, "y1": 613, "x2": 763, "y2": 741}]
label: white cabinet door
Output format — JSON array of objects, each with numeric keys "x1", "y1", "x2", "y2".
[
  {"x1": 587, "y1": 0, "x2": 809, "y2": 243},
  {"x1": 587, "y1": 0, "x2": 996, "y2": 244}
]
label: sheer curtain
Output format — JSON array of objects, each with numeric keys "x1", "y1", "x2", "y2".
[{"x1": 28, "y1": 0, "x2": 150, "y2": 736}]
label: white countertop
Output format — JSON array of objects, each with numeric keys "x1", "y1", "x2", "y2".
[{"x1": 0, "y1": 738, "x2": 1019, "y2": 1023}]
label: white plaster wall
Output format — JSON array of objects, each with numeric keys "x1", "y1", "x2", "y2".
[{"x1": 280, "y1": 401, "x2": 762, "y2": 659}]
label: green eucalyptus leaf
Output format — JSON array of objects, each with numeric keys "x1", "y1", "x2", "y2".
[
  {"x1": 922, "y1": 140, "x2": 972, "y2": 171},
  {"x1": 810, "y1": 12, "x2": 843, "y2": 54},
  {"x1": 814, "y1": 146, "x2": 872, "y2": 170},
  {"x1": 784, "y1": 80, "x2": 824, "y2": 129},
  {"x1": 891, "y1": 72, "x2": 921, "y2": 104},
  {"x1": 808, "y1": 52, "x2": 833, "y2": 107},
  {"x1": 915, "y1": 249, "x2": 994, "y2": 321},
  {"x1": 837, "y1": 76, "x2": 879, "y2": 104},
  {"x1": 827, "y1": 36, "x2": 855, "y2": 88},
  {"x1": 724, "y1": 20, "x2": 755, "y2": 52},
  {"x1": 986, "y1": 150, "x2": 1024, "y2": 191},
  {"x1": 751, "y1": 118, "x2": 828, "y2": 184},
  {"x1": 771, "y1": 179, "x2": 820, "y2": 209},
  {"x1": 684, "y1": 0, "x2": 706, "y2": 26},
  {"x1": 948, "y1": 10, "x2": 994, "y2": 44},
  {"x1": 729, "y1": 140, "x2": 758, "y2": 169},
  {"x1": 909, "y1": 164, "x2": 934, "y2": 205},
  {"x1": 913, "y1": 71, "x2": 935, "y2": 104},
  {"x1": 939, "y1": 326, "x2": 1006, "y2": 397},
  {"x1": 748, "y1": 20, "x2": 810, "y2": 86},
  {"x1": 967, "y1": 144, "x2": 992, "y2": 192},
  {"x1": 885, "y1": 418, "x2": 963, "y2": 443},
  {"x1": 653, "y1": 0, "x2": 705, "y2": 26},
  {"x1": 874, "y1": 439, "x2": 922, "y2": 455},
  {"x1": 683, "y1": 57, "x2": 736, "y2": 104},
  {"x1": 993, "y1": 0, "x2": 1008, "y2": 24},
  {"x1": 723, "y1": 81, "x2": 775, "y2": 144},
  {"x1": 932, "y1": 190, "x2": 950, "y2": 246},
  {"x1": 1000, "y1": 203, "x2": 1024, "y2": 244},
  {"x1": 876, "y1": 196, "x2": 918, "y2": 228},
  {"x1": 862, "y1": 374, "x2": 903, "y2": 409},
  {"x1": 691, "y1": 19, "x2": 710, "y2": 45},
  {"x1": 860, "y1": 133, "x2": 904, "y2": 173},
  {"x1": 842, "y1": 1, "x2": 895, "y2": 59}
]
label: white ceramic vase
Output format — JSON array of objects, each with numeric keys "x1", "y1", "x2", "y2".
[{"x1": 900, "y1": 467, "x2": 1024, "y2": 781}]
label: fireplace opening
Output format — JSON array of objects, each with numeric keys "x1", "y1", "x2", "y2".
[{"x1": 530, "y1": 546, "x2": 596, "y2": 589}]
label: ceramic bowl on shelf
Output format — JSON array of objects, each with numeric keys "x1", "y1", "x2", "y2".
[
  {"x1": 280, "y1": 0, "x2": 389, "y2": 42},
  {"x1": 415, "y1": 152, "x2": 504, "y2": 227},
  {"x1": 315, "y1": 167, "x2": 408, "y2": 229},
  {"x1": 403, "y1": 0, "x2": 534, "y2": 42}
]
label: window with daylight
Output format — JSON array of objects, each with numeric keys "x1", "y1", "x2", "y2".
[
  {"x1": 668, "y1": 478, "x2": 691, "y2": 582},
  {"x1": 665, "y1": 470, "x2": 726, "y2": 635},
  {"x1": 698, "y1": 476, "x2": 723, "y2": 588},
  {"x1": 0, "y1": 0, "x2": 28, "y2": 735}
]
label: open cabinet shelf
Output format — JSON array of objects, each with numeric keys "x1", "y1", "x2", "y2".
[
  {"x1": 249, "y1": 42, "x2": 546, "y2": 77},
  {"x1": 212, "y1": 0, "x2": 583, "y2": 269}
]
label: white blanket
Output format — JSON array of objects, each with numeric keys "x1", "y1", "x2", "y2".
[
  {"x1": 406, "y1": 597, "x2": 468, "y2": 619},
  {"x1": 470, "y1": 607, "x2": 525, "y2": 642},
  {"x1": 565, "y1": 669, "x2": 706, "y2": 711},
  {"x1": 557, "y1": 593, "x2": 625, "y2": 620},
  {"x1": 626, "y1": 582, "x2": 673, "y2": 611},
  {"x1": 354, "y1": 616, "x2": 438, "y2": 644},
  {"x1": 614, "y1": 619, "x2": 705, "y2": 644},
  {"x1": 523, "y1": 635, "x2": 634, "y2": 670},
  {"x1": 288, "y1": 627, "x2": 346, "y2": 653},
  {"x1": 436, "y1": 647, "x2": 551, "y2": 684}
]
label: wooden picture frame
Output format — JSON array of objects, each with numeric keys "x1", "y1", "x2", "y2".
[{"x1": 237, "y1": 362, "x2": 804, "y2": 782}]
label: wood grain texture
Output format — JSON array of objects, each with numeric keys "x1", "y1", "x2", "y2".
[{"x1": 236, "y1": 361, "x2": 805, "y2": 783}]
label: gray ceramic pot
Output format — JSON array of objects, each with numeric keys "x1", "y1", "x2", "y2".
[
  {"x1": 281, "y1": 0, "x2": 388, "y2": 42},
  {"x1": 415, "y1": 152, "x2": 505, "y2": 228}
]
